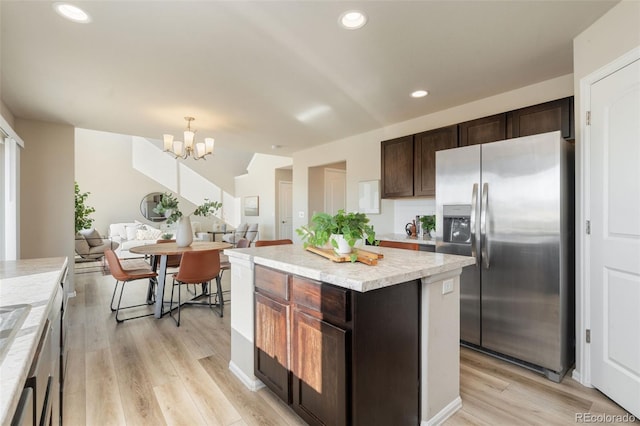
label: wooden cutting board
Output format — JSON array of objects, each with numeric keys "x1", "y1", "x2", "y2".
[{"x1": 305, "y1": 246, "x2": 383, "y2": 266}]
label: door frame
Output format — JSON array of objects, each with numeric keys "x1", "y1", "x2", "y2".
[
  {"x1": 323, "y1": 167, "x2": 346, "y2": 214},
  {"x1": 576, "y1": 46, "x2": 640, "y2": 387}
]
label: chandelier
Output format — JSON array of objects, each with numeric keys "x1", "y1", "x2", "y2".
[{"x1": 163, "y1": 117, "x2": 215, "y2": 160}]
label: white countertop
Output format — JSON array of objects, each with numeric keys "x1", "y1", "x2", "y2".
[
  {"x1": 225, "y1": 244, "x2": 473, "y2": 292},
  {"x1": 0, "y1": 257, "x2": 67, "y2": 426},
  {"x1": 376, "y1": 233, "x2": 436, "y2": 246}
]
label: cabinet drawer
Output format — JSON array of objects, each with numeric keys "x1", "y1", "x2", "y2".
[
  {"x1": 255, "y1": 265, "x2": 289, "y2": 300},
  {"x1": 292, "y1": 277, "x2": 349, "y2": 322}
]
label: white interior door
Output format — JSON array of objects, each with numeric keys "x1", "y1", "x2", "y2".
[
  {"x1": 278, "y1": 181, "x2": 293, "y2": 240},
  {"x1": 589, "y1": 57, "x2": 640, "y2": 417},
  {"x1": 324, "y1": 168, "x2": 346, "y2": 215}
]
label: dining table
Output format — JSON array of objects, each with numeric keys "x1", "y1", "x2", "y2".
[{"x1": 129, "y1": 241, "x2": 232, "y2": 318}]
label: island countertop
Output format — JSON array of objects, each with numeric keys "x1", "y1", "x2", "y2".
[
  {"x1": 225, "y1": 244, "x2": 474, "y2": 292},
  {"x1": 376, "y1": 233, "x2": 437, "y2": 246},
  {"x1": 0, "y1": 257, "x2": 67, "y2": 426}
]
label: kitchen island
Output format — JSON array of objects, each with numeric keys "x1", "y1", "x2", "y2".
[{"x1": 224, "y1": 244, "x2": 474, "y2": 426}]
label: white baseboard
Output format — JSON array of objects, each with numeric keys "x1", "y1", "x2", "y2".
[
  {"x1": 422, "y1": 396, "x2": 462, "y2": 426},
  {"x1": 228, "y1": 360, "x2": 265, "y2": 392}
]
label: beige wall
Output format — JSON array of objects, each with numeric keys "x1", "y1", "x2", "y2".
[
  {"x1": 75, "y1": 128, "x2": 183, "y2": 235},
  {"x1": 292, "y1": 74, "x2": 574, "y2": 239},
  {"x1": 234, "y1": 154, "x2": 293, "y2": 240},
  {"x1": 17, "y1": 118, "x2": 75, "y2": 262},
  {"x1": 1, "y1": 101, "x2": 15, "y2": 129},
  {"x1": 572, "y1": 0, "x2": 640, "y2": 382}
]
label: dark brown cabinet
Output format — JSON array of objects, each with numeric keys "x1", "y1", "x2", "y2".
[
  {"x1": 292, "y1": 310, "x2": 347, "y2": 426},
  {"x1": 414, "y1": 125, "x2": 458, "y2": 197},
  {"x1": 380, "y1": 97, "x2": 574, "y2": 199},
  {"x1": 254, "y1": 265, "x2": 420, "y2": 426},
  {"x1": 381, "y1": 135, "x2": 414, "y2": 198},
  {"x1": 507, "y1": 97, "x2": 574, "y2": 140},
  {"x1": 459, "y1": 113, "x2": 507, "y2": 146}
]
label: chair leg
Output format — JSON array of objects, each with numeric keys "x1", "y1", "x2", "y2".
[
  {"x1": 110, "y1": 280, "x2": 121, "y2": 312},
  {"x1": 169, "y1": 277, "x2": 180, "y2": 327},
  {"x1": 115, "y1": 281, "x2": 127, "y2": 323}
]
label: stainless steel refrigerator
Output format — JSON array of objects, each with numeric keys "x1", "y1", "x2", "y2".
[{"x1": 435, "y1": 131, "x2": 574, "y2": 381}]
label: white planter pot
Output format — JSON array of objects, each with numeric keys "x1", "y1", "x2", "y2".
[
  {"x1": 331, "y1": 234, "x2": 352, "y2": 254},
  {"x1": 176, "y1": 216, "x2": 193, "y2": 247}
]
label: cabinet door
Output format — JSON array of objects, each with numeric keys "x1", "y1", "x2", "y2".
[
  {"x1": 414, "y1": 125, "x2": 458, "y2": 197},
  {"x1": 291, "y1": 310, "x2": 347, "y2": 426},
  {"x1": 381, "y1": 135, "x2": 414, "y2": 198},
  {"x1": 255, "y1": 293, "x2": 290, "y2": 402},
  {"x1": 459, "y1": 113, "x2": 507, "y2": 146},
  {"x1": 507, "y1": 97, "x2": 574, "y2": 140}
]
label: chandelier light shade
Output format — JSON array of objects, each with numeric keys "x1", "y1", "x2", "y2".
[{"x1": 163, "y1": 117, "x2": 215, "y2": 160}]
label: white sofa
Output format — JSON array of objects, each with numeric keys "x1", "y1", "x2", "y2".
[{"x1": 109, "y1": 220, "x2": 207, "y2": 258}]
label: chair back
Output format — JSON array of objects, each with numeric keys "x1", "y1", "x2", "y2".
[
  {"x1": 157, "y1": 239, "x2": 181, "y2": 267},
  {"x1": 104, "y1": 249, "x2": 129, "y2": 281},
  {"x1": 235, "y1": 238, "x2": 250, "y2": 248},
  {"x1": 175, "y1": 249, "x2": 221, "y2": 284},
  {"x1": 254, "y1": 239, "x2": 293, "y2": 247},
  {"x1": 377, "y1": 240, "x2": 420, "y2": 250},
  {"x1": 245, "y1": 223, "x2": 259, "y2": 242}
]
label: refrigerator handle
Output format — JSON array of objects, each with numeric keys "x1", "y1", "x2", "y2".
[
  {"x1": 470, "y1": 183, "x2": 479, "y2": 265},
  {"x1": 480, "y1": 182, "x2": 490, "y2": 269}
]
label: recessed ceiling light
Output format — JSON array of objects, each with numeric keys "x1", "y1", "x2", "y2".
[
  {"x1": 53, "y1": 3, "x2": 91, "y2": 23},
  {"x1": 339, "y1": 10, "x2": 367, "y2": 30},
  {"x1": 411, "y1": 90, "x2": 429, "y2": 98}
]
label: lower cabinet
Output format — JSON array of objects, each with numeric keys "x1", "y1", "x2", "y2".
[
  {"x1": 254, "y1": 265, "x2": 420, "y2": 426},
  {"x1": 291, "y1": 310, "x2": 347, "y2": 426}
]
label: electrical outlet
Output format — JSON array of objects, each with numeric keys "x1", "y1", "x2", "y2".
[{"x1": 442, "y1": 279, "x2": 454, "y2": 295}]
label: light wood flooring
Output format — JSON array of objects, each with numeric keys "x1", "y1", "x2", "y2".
[{"x1": 64, "y1": 267, "x2": 636, "y2": 425}]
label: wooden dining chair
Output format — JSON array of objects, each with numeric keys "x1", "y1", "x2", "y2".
[
  {"x1": 377, "y1": 240, "x2": 420, "y2": 251},
  {"x1": 104, "y1": 249, "x2": 158, "y2": 323},
  {"x1": 169, "y1": 249, "x2": 222, "y2": 326},
  {"x1": 254, "y1": 239, "x2": 293, "y2": 247}
]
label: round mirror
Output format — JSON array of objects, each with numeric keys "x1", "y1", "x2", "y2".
[{"x1": 140, "y1": 192, "x2": 167, "y2": 222}]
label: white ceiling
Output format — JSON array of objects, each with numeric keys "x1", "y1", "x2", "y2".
[{"x1": 1, "y1": 1, "x2": 617, "y2": 156}]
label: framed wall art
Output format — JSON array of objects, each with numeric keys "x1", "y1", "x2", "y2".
[{"x1": 244, "y1": 196, "x2": 259, "y2": 216}]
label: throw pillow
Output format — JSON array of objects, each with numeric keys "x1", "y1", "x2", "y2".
[
  {"x1": 79, "y1": 228, "x2": 103, "y2": 247},
  {"x1": 125, "y1": 224, "x2": 143, "y2": 241},
  {"x1": 136, "y1": 228, "x2": 163, "y2": 240},
  {"x1": 74, "y1": 233, "x2": 90, "y2": 255}
]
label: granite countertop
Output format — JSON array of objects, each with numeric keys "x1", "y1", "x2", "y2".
[
  {"x1": 0, "y1": 257, "x2": 67, "y2": 425},
  {"x1": 376, "y1": 233, "x2": 436, "y2": 246},
  {"x1": 225, "y1": 244, "x2": 474, "y2": 292}
]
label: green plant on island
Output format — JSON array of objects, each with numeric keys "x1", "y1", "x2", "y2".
[
  {"x1": 153, "y1": 192, "x2": 222, "y2": 224},
  {"x1": 160, "y1": 233, "x2": 173, "y2": 240},
  {"x1": 296, "y1": 209, "x2": 376, "y2": 262},
  {"x1": 420, "y1": 215, "x2": 436, "y2": 234},
  {"x1": 75, "y1": 181, "x2": 96, "y2": 233}
]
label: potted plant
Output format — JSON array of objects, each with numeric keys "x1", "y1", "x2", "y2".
[
  {"x1": 75, "y1": 182, "x2": 96, "y2": 233},
  {"x1": 152, "y1": 192, "x2": 222, "y2": 247},
  {"x1": 296, "y1": 209, "x2": 376, "y2": 262},
  {"x1": 420, "y1": 215, "x2": 436, "y2": 238}
]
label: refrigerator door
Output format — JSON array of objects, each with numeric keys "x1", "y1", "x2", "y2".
[
  {"x1": 480, "y1": 132, "x2": 564, "y2": 371},
  {"x1": 436, "y1": 145, "x2": 481, "y2": 345}
]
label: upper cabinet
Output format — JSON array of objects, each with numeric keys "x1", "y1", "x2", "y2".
[
  {"x1": 507, "y1": 97, "x2": 574, "y2": 140},
  {"x1": 381, "y1": 135, "x2": 414, "y2": 198},
  {"x1": 459, "y1": 113, "x2": 507, "y2": 147},
  {"x1": 381, "y1": 96, "x2": 574, "y2": 199},
  {"x1": 414, "y1": 125, "x2": 458, "y2": 197}
]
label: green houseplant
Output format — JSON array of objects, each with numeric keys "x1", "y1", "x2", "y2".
[
  {"x1": 74, "y1": 182, "x2": 96, "y2": 233},
  {"x1": 420, "y1": 215, "x2": 436, "y2": 237},
  {"x1": 296, "y1": 209, "x2": 376, "y2": 262}
]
